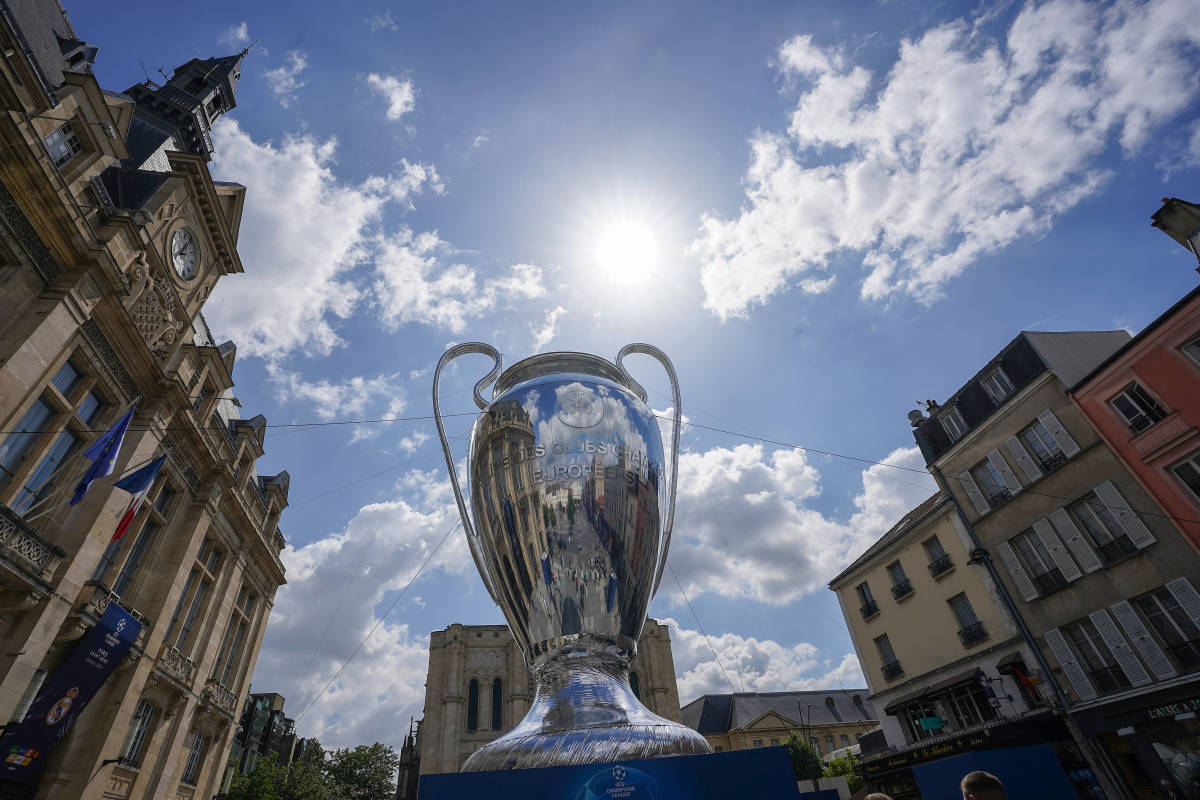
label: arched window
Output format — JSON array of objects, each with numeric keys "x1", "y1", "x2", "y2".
[
  {"x1": 629, "y1": 670, "x2": 641, "y2": 701},
  {"x1": 466, "y1": 679, "x2": 479, "y2": 731},
  {"x1": 491, "y1": 678, "x2": 503, "y2": 730}
]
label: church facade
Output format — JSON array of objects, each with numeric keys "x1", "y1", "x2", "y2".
[
  {"x1": 0, "y1": 4, "x2": 286, "y2": 798},
  {"x1": 415, "y1": 620, "x2": 686, "y2": 776}
]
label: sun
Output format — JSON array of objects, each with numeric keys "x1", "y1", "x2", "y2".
[{"x1": 593, "y1": 219, "x2": 659, "y2": 284}]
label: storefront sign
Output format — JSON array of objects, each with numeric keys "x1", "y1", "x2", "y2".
[
  {"x1": 0, "y1": 604, "x2": 140, "y2": 781},
  {"x1": 860, "y1": 713, "x2": 1067, "y2": 777},
  {"x1": 1147, "y1": 697, "x2": 1200, "y2": 721}
]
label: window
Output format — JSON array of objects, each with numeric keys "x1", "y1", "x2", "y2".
[
  {"x1": 1069, "y1": 494, "x2": 1136, "y2": 564},
  {"x1": 1135, "y1": 588, "x2": 1200, "y2": 671},
  {"x1": 770, "y1": 738, "x2": 780, "y2": 746},
  {"x1": 123, "y1": 699, "x2": 156, "y2": 767},
  {"x1": 466, "y1": 679, "x2": 479, "y2": 731},
  {"x1": 856, "y1": 582, "x2": 878, "y2": 617},
  {"x1": 1172, "y1": 453, "x2": 1200, "y2": 504},
  {"x1": 876, "y1": 634, "x2": 901, "y2": 679},
  {"x1": 981, "y1": 369, "x2": 1015, "y2": 404},
  {"x1": 825, "y1": 735, "x2": 834, "y2": 750},
  {"x1": 11, "y1": 429, "x2": 80, "y2": 514},
  {"x1": 888, "y1": 561, "x2": 912, "y2": 599},
  {"x1": 944, "y1": 682, "x2": 997, "y2": 728},
  {"x1": 940, "y1": 406, "x2": 967, "y2": 443},
  {"x1": 809, "y1": 736, "x2": 818, "y2": 751},
  {"x1": 752, "y1": 738, "x2": 763, "y2": 747},
  {"x1": 1012, "y1": 530, "x2": 1066, "y2": 594},
  {"x1": 971, "y1": 460, "x2": 1010, "y2": 505},
  {"x1": 950, "y1": 594, "x2": 987, "y2": 646},
  {"x1": 1111, "y1": 383, "x2": 1167, "y2": 433},
  {"x1": 925, "y1": 537, "x2": 952, "y2": 577},
  {"x1": 1021, "y1": 420, "x2": 1066, "y2": 470},
  {"x1": 94, "y1": 482, "x2": 173, "y2": 597},
  {"x1": 0, "y1": 400, "x2": 54, "y2": 489},
  {"x1": 43, "y1": 121, "x2": 83, "y2": 167},
  {"x1": 900, "y1": 699, "x2": 941, "y2": 742},
  {"x1": 840, "y1": 734, "x2": 850, "y2": 747},
  {"x1": 213, "y1": 585, "x2": 257, "y2": 687},
  {"x1": 491, "y1": 678, "x2": 503, "y2": 731},
  {"x1": 1183, "y1": 336, "x2": 1200, "y2": 366},
  {"x1": 163, "y1": 539, "x2": 222, "y2": 654},
  {"x1": 181, "y1": 729, "x2": 206, "y2": 785},
  {"x1": 714, "y1": 746, "x2": 723, "y2": 752},
  {"x1": 1064, "y1": 619, "x2": 1130, "y2": 695}
]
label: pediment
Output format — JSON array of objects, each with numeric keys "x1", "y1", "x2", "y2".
[{"x1": 744, "y1": 710, "x2": 799, "y2": 730}]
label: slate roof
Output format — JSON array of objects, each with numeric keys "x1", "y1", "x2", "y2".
[
  {"x1": 828, "y1": 491, "x2": 948, "y2": 587},
  {"x1": 681, "y1": 690, "x2": 878, "y2": 736}
]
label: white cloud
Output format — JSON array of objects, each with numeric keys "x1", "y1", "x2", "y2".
[
  {"x1": 664, "y1": 445, "x2": 935, "y2": 605},
  {"x1": 366, "y1": 11, "x2": 398, "y2": 32},
  {"x1": 472, "y1": 134, "x2": 489, "y2": 149},
  {"x1": 664, "y1": 618, "x2": 863, "y2": 702},
  {"x1": 366, "y1": 73, "x2": 417, "y2": 122},
  {"x1": 264, "y1": 50, "x2": 308, "y2": 107},
  {"x1": 206, "y1": 120, "x2": 440, "y2": 359},
  {"x1": 693, "y1": 0, "x2": 1200, "y2": 317},
  {"x1": 1189, "y1": 121, "x2": 1200, "y2": 167},
  {"x1": 397, "y1": 429, "x2": 431, "y2": 454},
  {"x1": 530, "y1": 306, "x2": 566, "y2": 353},
  {"x1": 219, "y1": 21, "x2": 249, "y2": 47}
]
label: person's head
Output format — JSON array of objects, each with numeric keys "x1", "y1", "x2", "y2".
[
  {"x1": 864, "y1": 794, "x2": 894, "y2": 800},
  {"x1": 961, "y1": 770, "x2": 1007, "y2": 800}
]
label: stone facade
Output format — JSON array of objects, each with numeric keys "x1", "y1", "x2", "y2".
[
  {"x1": 0, "y1": 5, "x2": 285, "y2": 799},
  {"x1": 417, "y1": 620, "x2": 684, "y2": 775}
]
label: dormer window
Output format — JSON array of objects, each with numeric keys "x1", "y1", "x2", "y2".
[
  {"x1": 43, "y1": 122, "x2": 83, "y2": 168},
  {"x1": 980, "y1": 368, "x2": 1015, "y2": 405},
  {"x1": 940, "y1": 406, "x2": 967, "y2": 443}
]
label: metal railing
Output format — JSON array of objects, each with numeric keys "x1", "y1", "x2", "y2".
[
  {"x1": 860, "y1": 601, "x2": 879, "y2": 619},
  {"x1": 891, "y1": 579, "x2": 913, "y2": 600},
  {"x1": 1039, "y1": 452, "x2": 1068, "y2": 473},
  {"x1": 986, "y1": 488, "x2": 1012, "y2": 506},
  {"x1": 957, "y1": 621, "x2": 988, "y2": 647},
  {"x1": 928, "y1": 554, "x2": 953, "y2": 577},
  {"x1": 881, "y1": 661, "x2": 903, "y2": 680}
]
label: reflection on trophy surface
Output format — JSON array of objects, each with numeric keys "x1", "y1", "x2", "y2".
[{"x1": 433, "y1": 344, "x2": 711, "y2": 770}]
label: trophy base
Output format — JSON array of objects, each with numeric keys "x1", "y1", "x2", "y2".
[{"x1": 460, "y1": 641, "x2": 711, "y2": 771}]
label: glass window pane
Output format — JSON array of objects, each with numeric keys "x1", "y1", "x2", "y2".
[
  {"x1": 1173, "y1": 458, "x2": 1200, "y2": 501},
  {"x1": 76, "y1": 392, "x2": 102, "y2": 425},
  {"x1": 0, "y1": 399, "x2": 54, "y2": 484},
  {"x1": 51, "y1": 361, "x2": 80, "y2": 396},
  {"x1": 113, "y1": 521, "x2": 158, "y2": 597},
  {"x1": 12, "y1": 430, "x2": 79, "y2": 514}
]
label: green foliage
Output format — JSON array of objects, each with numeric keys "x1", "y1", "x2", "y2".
[
  {"x1": 823, "y1": 754, "x2": 864, "y2": 793},
  {"x1": 224, "y1": 754, "x2": 287, "y2": 800},
  {"x1": 785, "y1": 733, "x2": 823, "y2": 783},
  {"x1": 325, "y1": 743, "x2": 400, "y2": 800}
]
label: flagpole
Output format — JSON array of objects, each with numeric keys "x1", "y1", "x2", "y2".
[{"x1": 22, "y1": 450, "x2": 163, "y2": 525}]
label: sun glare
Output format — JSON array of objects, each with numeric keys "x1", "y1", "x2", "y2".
[{"x1": 594, "y1": 219, "x2": 659, "y2": 284}]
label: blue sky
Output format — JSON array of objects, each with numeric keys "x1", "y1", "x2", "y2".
[{"x1": 72, "y1": 0, "x2": 1200, "y2": 748}]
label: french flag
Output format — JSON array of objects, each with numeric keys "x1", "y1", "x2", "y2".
[{"x1": 110, "y1": 456, "x2": 166, "y2": 542}]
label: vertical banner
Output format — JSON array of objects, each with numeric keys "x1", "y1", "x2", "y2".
[{"x1": 0, "y1": 603, "x2": 141, "y2": 781}]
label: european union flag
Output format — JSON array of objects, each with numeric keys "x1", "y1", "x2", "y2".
[{"x1": 69, "y1": 406, "x2": 135, "y2": 506}]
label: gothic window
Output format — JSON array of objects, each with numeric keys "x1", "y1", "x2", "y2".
[
  {"x1": 122, "y1": 699, "x2": 157, "y2": 767},
  {"x1": 629, "y1": 670, "x2": 641, "y2": 701},
  {"x1": 466, "y1": 679, "x2": 479, "y2": 732},
  {"x1": 491, "y1": 678, "x2": 503, "y2": 731}
]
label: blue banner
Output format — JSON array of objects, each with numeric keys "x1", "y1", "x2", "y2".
[
  {"x1": 0, "y1": 602, "x2": 141, "y2": 781},
  {"x1": 420, "y1": 746, "x2": 802, "y2": 800}
]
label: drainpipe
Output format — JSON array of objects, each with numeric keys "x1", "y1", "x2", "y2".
[{"x1": 929, "y1": 465, "x2": 1130, "y2": 800}]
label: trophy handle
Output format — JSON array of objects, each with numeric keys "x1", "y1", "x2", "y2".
[
  {"x1": 615, "y1": 343, "x2": 680, "y2": 597},
  {"x1": 433, "y1": 343, "x2": 504, "y2": 604}
]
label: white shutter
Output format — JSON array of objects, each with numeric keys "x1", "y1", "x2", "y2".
[
  {"x1": 958, "y1": 470, "x2": 990, "y2": 515},
  {"x1": 987, "y1": 449, "x2": 1023, "y2": 493},
  {"x1": 1111, "y1": 600, "x2": 1177, "y2": 681},
  {"x1": 1089, "y1": 609, "x2": 1151, "y2": 688},
  {"x1": 1048, "y1": 508, "x2": 1102, "y2": 574},
  {"x1": 1044, "y1": 628, "x2": 1097, "y2": 702},
  {"x1": 1033, "y1": 518, "x2": 1083, "y2": 582},
  {"x1": 1166, "y1": 577, "x2": 1200, "y2": 628},
  {"x1": 1093, "y1": 481, "x2": 1156, "y2": 549},
  {"x1": 994, "y1": 540, "x2": 1040, "y2": 601},
  {"x1": 1005, "y1": 435, "x2": 1042, "y2": 483},
  {"x1": 1038, "y1": 409, "x2": 1080, "y2": 458}
]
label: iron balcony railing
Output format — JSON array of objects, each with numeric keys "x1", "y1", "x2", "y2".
[
  {"x1": 860, "y1": 601, "x2": 879, "y2": 619},
  {"x1": 1040, "y1": 452, "x2": 1068, "y2": 473},
  {"x1": 891, "y1": 579, "x2": 913, "y2": 600},
  {"x1": 881, "y1": 660, "x2": 903, "y2": 680},
  {"x1": 986, "y1": 488, "x2": 1013, "y2": 506},
  {"x1": 928, "y1": 554, "x2": 953, "y2": 577},
  {"x1": 957, "y1": 621, "x2": 988, "y2": 647}
]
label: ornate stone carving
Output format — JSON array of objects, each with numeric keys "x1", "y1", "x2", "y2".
[
  {"x1": 160, "y1": 434, "x2": 201, "y2": 493},
  {"x1": 465, "y1": 648, "x2": 506, "y2": 673},
  {"x1": 129, "y1": 271, "x2": 186, "y2": 357},
  {"x1": 0, "y1": 505, "x2": 59, "y2": 576},
  {"x1": 81, "y1": 319, "x2": 139, "y2": 400},
  {"x1": 156, "y1": 643, "x2": 197, "y2": 687},
  {"x1": 0, "y1": 181, "x2": 60, "y2": 282},
  {"x1": 201, "y1": 679, "x2": 238, "y2": 718},
  {"x1": 124, "y1": 252, "x2": 151, "y2": 310}
]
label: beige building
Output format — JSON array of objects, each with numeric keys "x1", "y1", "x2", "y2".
[
  {"x1": 680, "y1": 690, "x2": 877, "y2": 759},
  {"x1": 415, "y1": 620, "x2": 685, "y2": 775},
  {"x1": 0, "y1": 5, "x2": 287, "y2": 798}
]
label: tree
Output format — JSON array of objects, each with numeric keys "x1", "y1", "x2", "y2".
[
  {"x1": 220, "y1": 749, "x2": 330, "y2": 800},
  {"x1": 785, "y1": 733, "x2": 823, "y2": 787},
  {"x1": 224, "y1": 754, "x2": 286, "y2": 800},
  {"x1": 325, "y1": 743, "x2": 399, "y2": 800},
  {"x1": 823, "y1": 753, "x2": 864, "y2": 794}
]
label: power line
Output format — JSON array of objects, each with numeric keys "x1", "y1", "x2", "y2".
[{"x1": 668, "y1": 563, "x2": 743, "y2": 695}]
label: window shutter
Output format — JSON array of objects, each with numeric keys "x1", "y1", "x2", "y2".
[
  {"x1": 1044, "y1": 628, "x2": 1097, "y2": 702},
  {"x1": 958, "y1": 470, "x2": 990, "y2": 515},
  {"x1": 1033, "y1": 518, "x2": 1082, "y2": 582},
  {"x1": 987, "y1": 449, "x2": 1023, "y2": 492},
  {"x1": 1005, "y1": 435, "x2": 1042, "y2": 483},
  {"x1": 1089, "y1": 609, "x2": 1151, "y2": 688},
  {"x1": 1110, "y1": 600, "x2": 1177, "y2": 681},
  {"x1": 1048, "y1": 508, "x2": 1102, "y2": 574},
  {"x1": 1093, "y1": 481, "x2": 1155, "y2": 549},
  {"x1": 994, "y1": 541, "x2": 1039, "y2": 601},
  {"x1": 1037, "y1": 409, "x2": 1080, "y2": 458},
  {"x1": 1166, "y1": 577, "x2": 1200, "y2": 628}
]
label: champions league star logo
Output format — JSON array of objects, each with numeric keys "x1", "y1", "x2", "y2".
[
  {"x1": 573, "y1": 765, "x2": 668, "y2": 800},
  {"x1": 115, "y1": 618, "x2": 126, "y2": 635},
  {"x1": 612, "y1": 766, "x2": 626, "y2": 782}
]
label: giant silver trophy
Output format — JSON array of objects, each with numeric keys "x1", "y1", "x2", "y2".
[{"x1": 433, "y1": 343, "x2": 711, "y2": 771}]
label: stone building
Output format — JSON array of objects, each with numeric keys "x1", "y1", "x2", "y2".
[
  {"x1": 416, "y1": 620, "x2": 684, "y2": 775},
  {"x1": 679, "y1": 690, "x2": 877, "y2": 758},
  {"x1": 0, "y1": 4, "x2": 286, "y2": 798}
]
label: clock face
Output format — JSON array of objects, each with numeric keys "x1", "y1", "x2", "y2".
[{"x1": 171, "y1": 227, "x2": 199, "y2": 280}]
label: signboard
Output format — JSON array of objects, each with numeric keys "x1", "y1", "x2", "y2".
[
  {"x1": 912, "y1": 743, "x2": 1075, "y2": 800},
  {"x1": 420, "y1": 746, "x2": 802, "y2": 800},
  {"x1": 919, "y1": 716, "x2": 944, "y2": 731},
  {"x1": 0, "y1": 603, "x2": 141, "y2": 781}
]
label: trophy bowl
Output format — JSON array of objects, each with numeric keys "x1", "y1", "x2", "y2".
[{"x1": 433, "y1": 344, "x2": 711, "y2": 771}]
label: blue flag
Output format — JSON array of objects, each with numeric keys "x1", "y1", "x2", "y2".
[{"x1": 69, "y1": 406, "x2": 135, "y2": 506}]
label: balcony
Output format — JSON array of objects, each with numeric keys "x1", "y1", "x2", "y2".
[
  {"x1": 1096, "y1": 536, "x2": 1138, "y2": 565},
  {"x1": 1032, "y1": 569, "x2": 1068, "y2": 596},
  {"x1": 156, "y1": 643, "x2": 197, "y2": 687},
  {"x1": 202, "y1": 679, "x2": 238, "y2": 718},
  {"x1": 76, "y1": 581, "x2": 150, "y2": 634},
  {"x1": 891, "y1": 579, "x2": 914, "y2": 601},
  {"x1": 1088, "y1": 665, "x2": 1132, "y2": 696},
  {"x1": 1039, "y1": 452, "x2": 1068, "y2": 473},
  {"x1": 957, "y1": 622, "x2": 988, "y2": 647},
  {"x1": 927, "y1": 554, "x2": 954, "y2": 578},
  {"x1": 986, "y1": 488, "x2": 1012, "y2": 507},
  {"x1": 860, "y1": 601, "x2": 880, "y2": 619},
  {"x1": 881, "y1": 660, "x2": 903, "y2": 681},
  {"x1": 0, "y1": 504, "x2": 65, "y2": 581}
]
